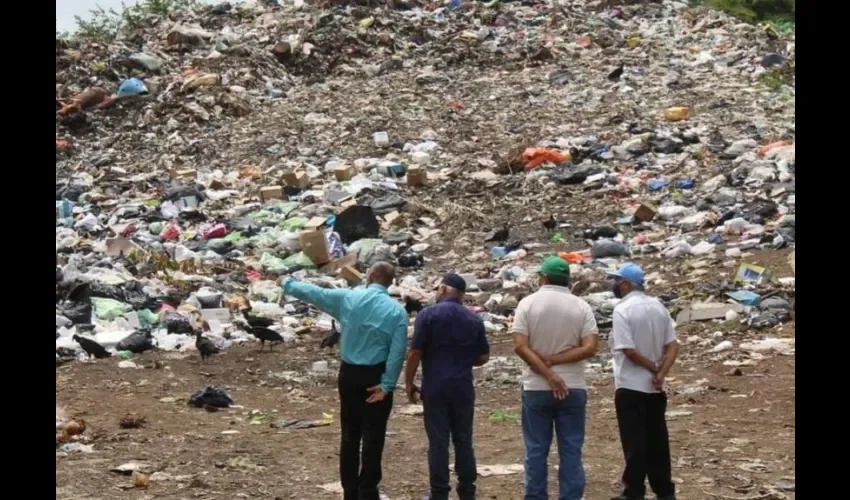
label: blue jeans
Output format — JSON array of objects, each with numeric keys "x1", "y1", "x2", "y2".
[
  {"x1": 423, "y1": 398, "x2": 477, "y2": 500},
  {"x1": 521, "y1": 389, "x2": 588, "y2": 500}
]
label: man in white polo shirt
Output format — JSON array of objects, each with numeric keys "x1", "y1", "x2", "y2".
[
  {"x1": 607, "y1": 263, "x2": 679, "y2": 500},
  {"x1": 512, "y1": 256, "x2": 599, "y2": 500}
]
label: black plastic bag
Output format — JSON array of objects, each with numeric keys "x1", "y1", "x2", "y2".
[
  {"x1": 61, "y1": 303, "x2": 93, "y2": 325},
  {"x1": 334, "y1": 205, "x2": 381, "y2": 244},
  {"x1": 116, "y1": 330, "x2": 154, "y2": 353},
  {"x1": 188, "y1": 386, "x2": 234, "y2": 408},
  {"x1": 398, "y1": 251, "x2": 424, "y2": 268},
  {"x1": 165, "y1": 312, "x2": 195, "y2": 334}
]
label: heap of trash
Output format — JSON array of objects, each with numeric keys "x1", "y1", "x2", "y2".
[{"x1": 56, "y1": 0, "x2": 794, "y2": 364}]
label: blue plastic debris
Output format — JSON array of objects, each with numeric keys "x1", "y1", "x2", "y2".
[
  {"x1": 726, "y1": 290, "x2": 761, "y2": 306},
  {"x1": 708, "y1": 233, "x2": 725, "y2": 245},
  {"x1": 117, "y1": 78, "x2": 149, "y2": 97},
  {"x1": 676, "y1": 178, "x2": 695, "y2": 189},
  {"x1": 647, "y1": 178, "x2": 669, "y2": 191}
]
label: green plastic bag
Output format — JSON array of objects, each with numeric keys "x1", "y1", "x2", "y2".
[
  {"x1": 280, "y1": 217, "x2": 309, "y2": 231},
  {"x1": 91, "y1": 297, "x2": 132, "y2": 321},
  {"x1": 260, "y1": 252, "x2": 289, "y2": 274},
  {"x1": 137, "y1": 309, "x2": 160, "y2": 327},
  {"x1": 282, "y1": 251, "x2": 317, "y2": 269}
]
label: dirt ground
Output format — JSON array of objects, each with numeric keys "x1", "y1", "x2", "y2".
[{"x1": 56, "y1": 331, "x2": 795, "y2": 500}]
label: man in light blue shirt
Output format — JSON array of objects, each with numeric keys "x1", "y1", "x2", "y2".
[{"x1": 282, "y1": 262, "x2": 408, "y2": 500}]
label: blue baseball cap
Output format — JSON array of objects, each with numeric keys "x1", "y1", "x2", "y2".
[{"x1": 607, "y1": 263, "x2": 645, "y2": 289}]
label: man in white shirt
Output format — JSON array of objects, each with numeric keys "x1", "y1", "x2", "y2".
[
  {"x1": 512, "y1": 256, "x2": 599, "y2": 500},
  {"x1": 607, "y1": 263, "x2": 679, "y2": 500}
]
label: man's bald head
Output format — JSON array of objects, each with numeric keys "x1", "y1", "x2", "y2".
[{"x1": 367, "y1": 262, "x2": 396, "y2": 287}]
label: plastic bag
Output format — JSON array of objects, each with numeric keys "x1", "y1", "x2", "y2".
[
  {"x1": 250, "y1": 280, "x2": 283, "y2": 303},
  {"x1": 165, "y1": 312, "x2": 194, "y2": 334},
  {"x1": 91, "y1": 297, "x2": 131, "y2": 321},
  {"x1": 116, "y1": 330, "x2": 155, "y2": 353},
  {"x1": 280, "y1": 217, "x2": 309, "y2": 231},
  {"x1": 260, "y1": 252, "x2": 289, "y2": 274},
  {"x1": 282, "y1": 252, "x2": 317, "y2": 270},
  {"x1": 137, "y1": 309, "x2": 160, "y2": 327},
  {"x1": 59, "y1": 303, "x2": 92, "y2": 325},
  {"x1": 188, "y1": 386, "x2": 234, "y2": 408},
  {"x1": 350, "y1": 239, "x2": 395, "y2": 267},
  {"x1": 591, "y1": 240, "x2": 630, "y2": 259}
]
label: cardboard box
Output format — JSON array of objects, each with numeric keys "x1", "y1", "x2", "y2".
[
  {"x1": 334, "y1": 164, "x2": 356, "y2": 182},
  {"x1": 321, "y1": 253, "x2": 358, "y2": 274},
  {"x1": 675, "y1": 303, "x2": 745, "y2": 324},
  {"x1": 384, "y1": 211, "x2": 406, "y2": 227},
  {"x1": 201, "y1": 308, "x2": 232, "y2": 324},
  {"x1": 340, "y1": 198, "x2": 358, "y2": 209},
  {"x1": 339, "y1": 265, "x2": 364, "y2": 285},
  {"x1": 407, "y1": 166, "x2": 427, "y2": 187},
  {"x1": 787, "y1": 251, "x2": 795, "y2": 275},
  {"x1": 173, "y1": 169, "x2": 197, "y2": 180},
  {"x1": 283, "y1": 170, "x2": 310, "y2": 189},
  {"x1": 299, "y1": 230, "x2": 331, "y2": 265},
  {"x1": 260, "y1": 185, "x2": 284, "y2": 203},
  {"x1": 734, "y1": 263, "x2": 768, "y2": 285},
  {"x1": 634, "y1": 203, "x2": 657, "y2": 223},
  {"x1": 305, "y1": 216, "x2": 327, "y2": 231}
]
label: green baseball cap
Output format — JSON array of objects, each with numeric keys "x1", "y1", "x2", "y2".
[{"x1": 538, "y1": 256, "x2": 570, "y2": 279}]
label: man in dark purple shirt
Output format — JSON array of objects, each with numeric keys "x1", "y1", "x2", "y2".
[{"x1": 404, "y1": 273, "x2": 490, "y2": 500}]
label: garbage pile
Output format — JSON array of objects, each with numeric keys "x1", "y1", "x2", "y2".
[{"x1": 56, "y1": 1, "x2": 794, "y2": 365}]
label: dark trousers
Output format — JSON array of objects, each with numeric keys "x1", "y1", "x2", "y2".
[
  {"x1": 338, "y1": 362, "x2": 394, "y2": 500},
  {"x1": 423, "y1": 398, "x2": 477, "y2": 500},
  {"x1": 614, "y1": 388, "x2": 675, "y2": 500}
]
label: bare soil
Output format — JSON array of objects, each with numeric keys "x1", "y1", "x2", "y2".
[{"x1": 56, "y1": 335, "x2": 795, "y2": 500}]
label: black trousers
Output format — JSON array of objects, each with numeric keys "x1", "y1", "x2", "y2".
[
  {"x1": 614, "y1": 388, "x2": 675, "y2": 500},
  {"x1": 338, "y1": 362, "x2": 394, "y2": 500},
  {"x1": 423, "y1": 399, "x2": 477, "y2": 500}
]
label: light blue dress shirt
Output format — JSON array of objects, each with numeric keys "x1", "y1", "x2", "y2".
[{"x1": 283, "y1": 279, "x2": 408, "y2": 393}]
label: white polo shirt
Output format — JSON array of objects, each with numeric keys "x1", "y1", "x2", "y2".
[
  {"x1": 610, "y1": 291, "x2": 677, "y2": 394},
  {"x1": 512, "y1": 285, "x2": 599, "y2": 391}
]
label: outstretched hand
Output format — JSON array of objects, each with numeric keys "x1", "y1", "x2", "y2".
[{"x1": 366, "y1": 385, "x2": 387, "y2": 403}]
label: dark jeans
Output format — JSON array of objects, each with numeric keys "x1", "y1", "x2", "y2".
[
  {"x1": 614, "y1": 388, "x2": 675, "y2": 500},
  {"x1": 338, "y1": 362, "x2": 394, "y2": 500},
  {"x1": 423, "y1": 398, "x2": 477, "y2": 500},
  {"x1": 521, "y1": 389, "x2": 587, "y2": 500}
]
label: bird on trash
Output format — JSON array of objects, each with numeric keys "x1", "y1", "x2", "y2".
[
  {"x1": 321, "y1": 320, "x2": 341, "y2": 349},
  {"x1": 484, "y1": 225, "x2": 510, "y2": 244},
  {"x1": 542, "y1": 215, "x2": 557, "y2": 232},
  {"x1": 72, "y1": 334, "x2": 111, "y2": 360},
  {"x1": 195, "y1": 331, "x2": 221, "y2": 362},
  {"x1": 607, "y1": 64, "x2": 624, "y2": 81},
  {"x1": 235, "y1": 318, "x2": 285, "y2": 352},
  {"x1": 244, "y1": 312, "x2": 275, "y2": 329}
]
